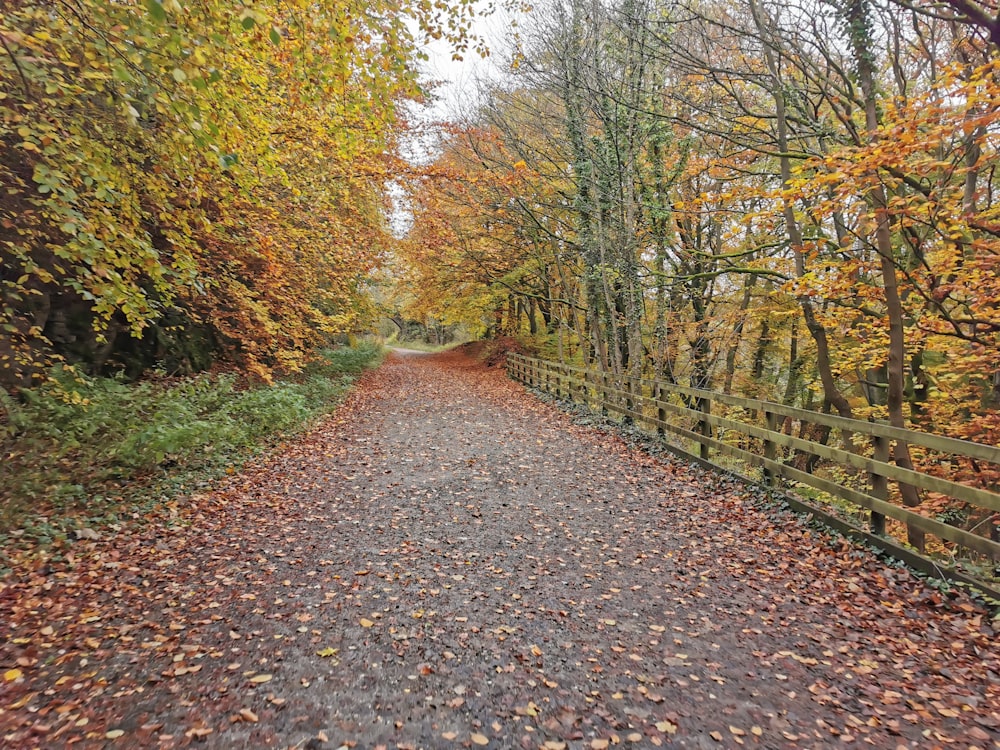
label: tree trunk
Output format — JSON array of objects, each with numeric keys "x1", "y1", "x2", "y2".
[
  {"x1": 845, "y1": 0, "x2": 924, "y2": 549},
  {"x1": 724, "y1": 273, "x2": 757, "y2": 394},
  {"x1": 748, "y1": 0, "x2": 855, "y2": 425}
]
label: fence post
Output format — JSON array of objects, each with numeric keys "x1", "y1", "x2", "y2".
[
  {"x1": 763, "y1": 409, "x2": 777, "y2": 485},
  {"x1": 870, "y1": 427, "x2": 888, "y2": 536},
  {"x1": 656, "y1": 382, "x2": 666, "y2": 437},
  {"x1": 623, "y1": 375, "x2": 634, "y2": 425},
  {"x1": 698, "y1": 395, "x2": 711, "y2": 461},
  {"x1": 633, "y1": 376, "x2": 642, "y2": 425}
]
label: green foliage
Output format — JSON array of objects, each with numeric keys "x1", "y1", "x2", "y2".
[
  {"x1": 310, "y1": 341, "x2": 385, "y2": 376},
  {"x1": 0, "y1": 344, "x2": 382, "y2": 544},
  {"x1": 1, "y1": 0, "x2": 476, "y2": 384}
]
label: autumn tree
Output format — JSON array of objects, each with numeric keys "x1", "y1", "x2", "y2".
[{"x1": 1, "y1": 0, "x2": 475, "y2": 385}]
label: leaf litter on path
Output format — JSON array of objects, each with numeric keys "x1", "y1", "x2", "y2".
[{"x1": 1, "y1": 348, "x2": 998, "y2": 748}]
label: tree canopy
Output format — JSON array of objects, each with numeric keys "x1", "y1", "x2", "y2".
[
  {"x1": 1, "y1": 0, "x2": 479, "y2": 383},
  {"x1": 395, "y1": 0, "x2": 1000, "y2": 549}
]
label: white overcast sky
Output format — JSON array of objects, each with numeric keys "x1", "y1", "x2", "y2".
[{"x1": 410, "y1": 5, "x2": 524, "y2": 124}]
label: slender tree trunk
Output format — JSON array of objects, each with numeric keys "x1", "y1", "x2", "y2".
[
  {"x1": 724, "y1": 272, "x2": 757, "y2": 394},
  {"x1": 749, "y1": 0, "x2": 855, "y2": 424},
  {"x1": 752, "y1": 315, "x2": 770, "y2": 383},
  {"x1": 845, "y1": 0, "x2": 923, "y2": 548},
  {"x1": 782, "y1": 321, "x2": 801, "y2": 406}
]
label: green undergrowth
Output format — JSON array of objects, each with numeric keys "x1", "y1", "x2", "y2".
[{"x1": 0, "y1": 343, "x2": 383, "y2": 567}]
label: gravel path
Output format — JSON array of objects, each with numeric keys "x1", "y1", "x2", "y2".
[{"x1": 1, "y1": 349, "x2": 998, "y2": 749}]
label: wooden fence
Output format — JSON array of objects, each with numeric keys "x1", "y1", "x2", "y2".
[{"x1": 507, "y1": 353, "x2": 1000, "y2": 596}]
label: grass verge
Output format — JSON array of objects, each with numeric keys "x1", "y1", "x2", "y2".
[{"x1": 0, "y1": 343, "x2": 383, "y2": 570}]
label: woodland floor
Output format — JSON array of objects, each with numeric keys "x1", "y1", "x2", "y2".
[{"x1": 1, "y1": 349, "x2": 999, "y2": 750}]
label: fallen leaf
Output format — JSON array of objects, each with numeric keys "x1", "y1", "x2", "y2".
[
  {"x1": 184, "y1": 726, "x2": 213, "y2": 740},
  {"x1": 105, "y1": 729, "x2": 125, "y2": 739},
  {"x1": 515, "y1": 701, "x2": 539, "y2": 717},
  {"x1": 471, "y1": 732, "x2": 489, "y2": 745},
  {"x1": 8, "y1": 692, "x2": 37, "y2": 709},
  {"x1": 249, "y1": 674, "x2": 272, "y2": 684},
  {"x1": 360, "y1": 618, "x2": 375, "y2": 628},
  {"x1": 239, "y1": 709, "x2": 259, "y2": 723}
]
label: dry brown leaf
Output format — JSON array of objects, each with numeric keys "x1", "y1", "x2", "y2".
[{"x1": 655, "y1": 721, "x2": 677, "y2": 734}]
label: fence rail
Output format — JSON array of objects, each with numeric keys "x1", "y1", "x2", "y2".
[{"x1": 507, "y1": 353, "x2": 1000, "y2": 593}]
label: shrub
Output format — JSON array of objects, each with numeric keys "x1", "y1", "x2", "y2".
[{"x1": 0, "y1": 343, "x2": 382, "y2": 544}]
